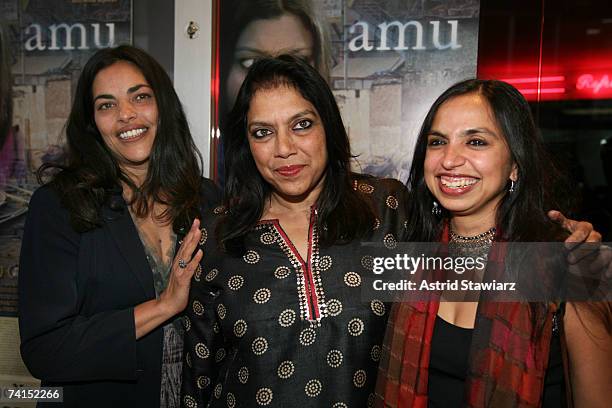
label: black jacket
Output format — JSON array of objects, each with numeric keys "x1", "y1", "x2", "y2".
[{"x1": 18, "y1": 179, "x2": 221, "y2": 407}]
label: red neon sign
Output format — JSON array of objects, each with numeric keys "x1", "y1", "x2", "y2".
[
  {"x1": 501, "y1": 76, "x2": 565, "y2": 84},
  {"x1": 494, "y1": 72, "x2": 612, "y2": 101},
  {"x1": 576, "y1": 74, "x2": 612, "y2": 94},
  {"x1": 519, "y1": 88, "x2": 566, "y2": 94},
  {"x1": 499, "y1": 76, "x2": 566, "y2": 100}
]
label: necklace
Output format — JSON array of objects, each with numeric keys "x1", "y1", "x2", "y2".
[
  {"x1": 449, "y1": 226, "x2": 496, "y2": 259},
  {"x1": 449, "y1": 226, "x2": 497, "y2": 243}
]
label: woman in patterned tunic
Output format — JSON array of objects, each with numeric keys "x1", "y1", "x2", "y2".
[
  {"x1": 181, "y1": 55, "x2": 410, "y2": 407},
  {"x1": 182, "y1": 58, "x2": 597, "y2": 407}
]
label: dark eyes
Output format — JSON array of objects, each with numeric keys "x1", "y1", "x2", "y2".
[
  {"x1": 134, "y1": 93, "x2": 152, "y2": 102},
  {"x1": 293, "y1": 119, "x2": 312, "y2": 130},
  {"x1": 427, "y1": 137, "x2": 445, "y2": 146},
  {"x1": 426, "y1": 137, "x2": 488, "y2": 147},
  {"x1": 250, "y1": 119, "x2": 314, "y2": 139},
  {"x1": 252, "y1": 128, "x2": 272, "y2": 138},
  {"x1": 467, "y1": 138, "x2": 487, "y2": 146},
  {"x1": 238, "y1": 51, "x2": 312, "y2": 70},
  {"x1": 96, "y1": 102, "x2": 114, "y2": 111},
  {"x1": 239, "y1": 58, "x2": 255, "y2": 69},
  {"x1": 95, "y1": 93, "x2": 152, "y2": 111}
]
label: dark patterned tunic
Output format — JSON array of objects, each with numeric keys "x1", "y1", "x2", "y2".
[{"x1": 182, "y1": 178, "x2": 409, "y2": 408}]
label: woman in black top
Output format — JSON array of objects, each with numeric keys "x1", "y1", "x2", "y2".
[
  {"x1": 19, "y1": 45, "x2": 220, "y2": 407},
  {"x1": 376, "y1": 79, "x2": 611, "y2": 407}
]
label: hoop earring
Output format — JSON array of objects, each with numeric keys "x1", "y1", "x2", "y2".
[
  {"x1": 432, "y1": 200, "x2": 442, "y2": 216},
  {"x1": 509, "y1": 179, "x2": 516, "y2": 193}
]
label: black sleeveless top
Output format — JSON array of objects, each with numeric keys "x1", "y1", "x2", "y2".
[{"x1": 428, "y1": 315, "x2": 565, "y2": 407}]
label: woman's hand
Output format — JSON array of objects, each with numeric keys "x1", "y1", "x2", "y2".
[
  {"x1": 134, "y1": 218, "x2": 203, "y2": 339},
  {"x1": 158, "y1": 218, "x2": 203, "y2": 316},
  {"x1": 548, "y1": 210, "x2": 603, "y2": 263},
  {"x1": 549, "y1": 211, "x2": 612, "y2": 297},
  {"x1": 548, "y1": 210, "x2": 601, "y2": 247}
]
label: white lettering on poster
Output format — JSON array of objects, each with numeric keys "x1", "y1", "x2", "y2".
[
  {"x1": 24, "y1": 22, "x2": 116, "y2": 51},
  {"x1": 348, "y1": 20, "x2": 462, "y2": 52}
]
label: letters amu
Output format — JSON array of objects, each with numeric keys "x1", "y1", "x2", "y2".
[
  {"x1": 348, "y1": 20, "x2": 461, "y2": 52},
  {"x1": 24, "y1": 23, "x2": 116, "y2": 51}
]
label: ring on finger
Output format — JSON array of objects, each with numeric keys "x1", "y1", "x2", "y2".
[{"x1": 178, "y1": 259, "x2": 187, "y2": 269}]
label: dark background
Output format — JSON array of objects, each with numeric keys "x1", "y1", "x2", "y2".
[{"x1": 478, "y1": 0, "x2": 612, "y2": 240}]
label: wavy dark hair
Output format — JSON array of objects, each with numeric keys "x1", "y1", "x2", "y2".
[
  {"x1": 406, "y1": 79, "x2": 612, "y2": 336},
  {"x1": 39, "y1": 45, "x2": 203, "y2": 232},
  {"x1": 405, "y1": 78, "x2": 568, "y2": 242},
  {"x1": 219, "y1": 55, "x2": 375, "y2": 254}
]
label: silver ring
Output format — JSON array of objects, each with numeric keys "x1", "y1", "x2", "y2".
[{"x1": 178, "y1": 259, "x2": 187, "y2": 269}]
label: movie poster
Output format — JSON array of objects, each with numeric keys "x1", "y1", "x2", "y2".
[
  {"x1": 214, "y1": 0, "x2": 480, "y2": 181},
  {"x1": 0, "y1": 0, "x2": 131, "y2": 387}
]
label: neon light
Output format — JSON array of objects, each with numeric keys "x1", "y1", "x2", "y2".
[
  {"x1": 576, "y1": 74, "x2": 612, "y2": 94},
  {"x1": 517, "y1": 88, "x2": 566, "y2": 94},
  {"x1": 537, "y1": 0, "x2": 544, "y2": 103},
  {"x1": 501, "y1": 76, "x2": 565, "y2": 84}
]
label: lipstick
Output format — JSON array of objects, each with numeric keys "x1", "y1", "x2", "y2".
[{"x1": 276, "y1": 165, "x2": 305, "y2": 177}]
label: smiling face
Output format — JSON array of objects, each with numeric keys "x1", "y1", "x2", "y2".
[
  {"x1": 92, "y1": 60, "x2": 158, "y2": 175},
  {"x1": 424, "y1": 93, "x2": 518, "y2": 225},
  {"x1": 226, "y1": 14, "x2": 314, "y2": 108},
  {"x1": 247, "y1": 85, "x2": 327, "y2": 204}
]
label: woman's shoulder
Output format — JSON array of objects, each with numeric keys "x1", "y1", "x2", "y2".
[
  {"x1": 24, "y1": 183, "x2": 81, "y2": 238},
  {"x1": 352, "y1": 174, "x2": 408, "y2": 202},
  {"x1": 352, "y1": 174, "x2": 410, "y2": 238},
  {"x1": 29, "y1": 183, "x2": 64, "y2": 212},
  {"x1": 199, "y1": 177, "x2": 222, "y2": 210},
  {"x1": 199, "y1": 202, "x2": 228, "y2": 233}
]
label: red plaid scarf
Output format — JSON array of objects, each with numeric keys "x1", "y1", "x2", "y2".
[{"x1": 375, "y1": 226, "x2": 557, "y2": 408}]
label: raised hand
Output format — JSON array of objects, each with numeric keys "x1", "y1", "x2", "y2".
[{"x1": 159, "y1": 218, "x2": 204, "y2": 316}]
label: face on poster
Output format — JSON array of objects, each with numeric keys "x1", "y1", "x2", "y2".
[
  {"x1": 0, "y1": 0, "x2": 132, "y2": 317},
  {"x1": 215, "y1": 0, "x2": 480, "y2": 182}
]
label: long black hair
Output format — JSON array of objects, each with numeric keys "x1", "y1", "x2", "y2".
[
  {"x1": 40, "y1": 45, "x2": 203, "y2": 232},
  {"x1": 406, "y1": 79, "x2": 588, "y2": 339},
  {"x1": 405, "y1": 78, "x2": 568, "y2": 242},
  {"x1": 216, "y1": 0, "x2": 331, "y2": 179},
  {"x1": 219, "y1": 55, "x2": 375, "y2": 254},
  {"x1": 219, "y1": 0, "x2": 330, "y2": 108}
]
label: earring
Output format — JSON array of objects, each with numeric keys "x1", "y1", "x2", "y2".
[
  {"x1": 509, "y1": 179, "x2": 516, "y2": 193},
  {"x1": 432, "y1": 200, "x2": 442, "y2": 216}
]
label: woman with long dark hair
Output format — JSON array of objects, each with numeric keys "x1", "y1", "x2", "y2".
[
  {"x1": 215, "y1": 0, "x2": 330, "y2": 180},
  {"x1": 18, "y1": 45, "x2": 220, "y2": 407},
  {"x1": 376, "y1": 79, "x2": 611, "y2": 407},
  {"x1": 220, "y1": 0, "x2": 330, "y2": 112},
  {"x1": 182, "y1": 55, "x2": 409, "y2": 407}
]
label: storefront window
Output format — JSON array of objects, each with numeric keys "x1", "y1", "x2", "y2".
[{"x1": 479, "y1": 0, "x2": 612, "y2": 239}]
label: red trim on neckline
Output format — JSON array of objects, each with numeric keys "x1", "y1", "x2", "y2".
[{"x1": 263, "y1": 210, "x2": 321, "y2": 321}]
